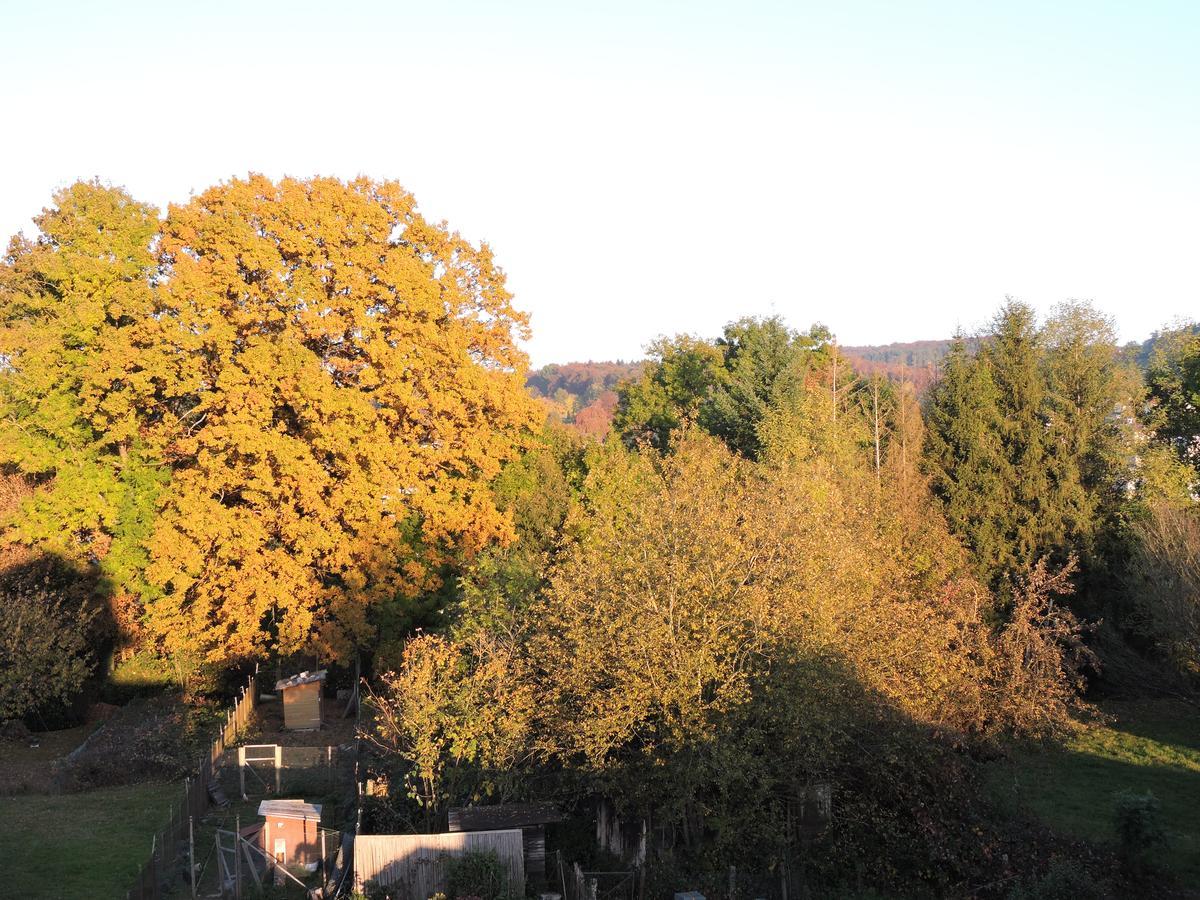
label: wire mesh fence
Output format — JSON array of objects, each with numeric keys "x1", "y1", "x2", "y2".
[
  {"x1": 125, "y1": 666, "x2": 258, "y2": 900},
  {"x1": 222, "y1": 743, "x2": 357, "y2": 800}
]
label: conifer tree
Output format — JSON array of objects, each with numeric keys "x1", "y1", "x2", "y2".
[
  {"x1": 1038, "y1": 301, "x2": 1136, "y2": 582},
  {"x1": 923, "y1": 336, "x2": 1012, "y2": 588},
  {"x1": 984, "y1": 300, "x2": 1055, "y2": 576}
]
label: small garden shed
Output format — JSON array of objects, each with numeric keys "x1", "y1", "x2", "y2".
[
  {"x1": 449, "y1": 802, "x2": 563, "y2": 884},
  {"x1": 275, "y1": 670, "x2": 326, "y2": 731},
  {"x1": 257, "y1": 799, "x2": 323, "y2": 868}
]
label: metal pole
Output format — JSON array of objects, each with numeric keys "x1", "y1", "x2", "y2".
[
  {"x1": 189, "y1": 816, "x2": 197, "y2": 899},
  {"x1": 234, "y1": 816, "x2": 241, "y2": 900}
]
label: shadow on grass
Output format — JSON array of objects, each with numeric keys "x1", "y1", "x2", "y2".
[{"x1": 989, "y1": 702, "x2": 1200, "y2": 886}]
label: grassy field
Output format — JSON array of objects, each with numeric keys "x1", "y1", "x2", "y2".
[
  {"x1": 989, "y1": 699, "x2": 1200, "y2": 888},
  {"x1": 0, "y1": 781, "x2": 180, "y2": 899}
]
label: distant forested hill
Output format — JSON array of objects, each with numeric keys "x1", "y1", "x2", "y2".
[
  {"x1": 841, "y1": 338, "x2": 980, "y2": 391},
  {"x1": 526, "y1": 361, "x2": 643, "y2": 437},
  {"x1": 527, "y1": 341, "x2": 976, "y2": 437}
]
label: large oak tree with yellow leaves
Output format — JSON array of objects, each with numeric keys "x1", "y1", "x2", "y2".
[
  {"x1": 142, "y1": 176, "x2": 539, "y2": 663},
  {"x1": 2, "y1": 176, "x2": 539, "y2": 666}
]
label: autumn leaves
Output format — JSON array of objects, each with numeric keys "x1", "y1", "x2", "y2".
[{"x1": 0, "y1": 177, "x2": 539, "y2": 665}]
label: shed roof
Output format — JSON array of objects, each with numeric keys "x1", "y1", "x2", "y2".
[
  {"x1": 448, "y1": 802, "x2": 563, "y2": 832},
  {"x1": 274, "y1": 669, "x2": 327, "y2": 691},
  {"x1": 258, "y1": 799, "x2": 322, "y2": 820}
]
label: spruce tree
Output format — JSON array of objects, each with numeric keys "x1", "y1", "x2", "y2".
[
  {"x1": 985, "y1": 300, "x2": 1056, "y2": 577},
  {"x1": 924, "y1": 336, "x2": 1012, "y2": 588}
]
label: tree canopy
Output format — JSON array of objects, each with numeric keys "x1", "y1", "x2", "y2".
[{"x1": 1, "y1": 176, "x2": 539, "y2": 665}]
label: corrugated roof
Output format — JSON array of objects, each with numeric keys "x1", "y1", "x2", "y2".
[
  {"x1": 448, "y1": 802, "x2": 563, "y2": 832},
  {"x1": 258, "y1": 799, "x2": 322, "y2": 820},
  {"x1": 274, "y1": 669, "x2": 327, "y2": 691}
]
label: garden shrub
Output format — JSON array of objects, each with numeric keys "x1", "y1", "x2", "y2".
[
  {"x1": 1112, "y1": 789, "x2": 1166, "y2": 875},
  {"x1": 446, "y1": 849, "x2": 508, "y2": 900}
]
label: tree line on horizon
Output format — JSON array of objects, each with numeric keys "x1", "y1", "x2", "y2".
[{"x1": 2, "y1": 176, "x2": 1199, "y2": 893}]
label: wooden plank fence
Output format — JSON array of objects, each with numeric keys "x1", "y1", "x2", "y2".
[
  {"x1": 125, "y1": 665, "x2": 258, "y2": 900},
  {"x1": 354, "y1": 830, "x2": 526, "y2": 898}
]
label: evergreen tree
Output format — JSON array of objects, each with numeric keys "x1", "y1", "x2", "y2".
[
  {"x1": 1038, "y1": 301, "x2": 1138, "y2": 593},
  {"x1": 984, "y1": 300, "x2": 1055, "y2": 576},
  {"x1": 616, "y1": 317, "x2": 833, "y2": 459},
  {"x1": 924, "y1": 336, "x2": 1012, "y2": 589}
]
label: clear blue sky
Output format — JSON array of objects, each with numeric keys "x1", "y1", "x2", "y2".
[{"x1": 2, "y1": 1, "x2": 1197, "y2": 364}]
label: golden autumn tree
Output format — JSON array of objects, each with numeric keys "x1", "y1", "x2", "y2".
[
  {"x1": 142, "y1": 175, "x2": 539, "y2": 663},
  {"x1": 363, "y1": 632, "x2": 534, "y2": 827}
]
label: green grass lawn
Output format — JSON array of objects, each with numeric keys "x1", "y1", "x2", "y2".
[
  {"x1": 989, "y1": 699, "x2": 1200, "y2": 888},
  {"x1": 0, "y1": 781, "x2": 180, "y2": 899}
]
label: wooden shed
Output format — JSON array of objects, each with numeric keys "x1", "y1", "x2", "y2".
[
  {"x1": 274, "y1": 670, "x2": 326, "y2": 731},
  {"x1": 257, "y1": 799, "x2": 324, "y2": 868},
  {"x1": 449, "y1": 802, "x2": 563, "y2": 885}
]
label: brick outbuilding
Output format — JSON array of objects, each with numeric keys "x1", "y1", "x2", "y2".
[{"x1": 258, "y1": 799, "x2": 324, "y2": 869}]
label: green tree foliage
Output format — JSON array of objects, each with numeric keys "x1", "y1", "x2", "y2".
[
  {"x1": 986, "y1": 300, "x2": 1056, "y2": 574},
  {"x1": 614, "y1": 317, "x2": 833, "y2": 458},
  {"x1": 701, "y1": 316, "x2": 830, "y2": 457},
  {"x1": 454, "y1": 426, "x2": 584, "y2": 641},
  {"x1": 0, "y1": 182, "x2": 166, "y2": 631},
  {"x1": 924, "y1": 299, "x2": 1189, "y2": 599},
  {"x1": 1145, "y1": 324, "x2": 1200, "y2": 478},
  {"x1": 0, "y1": 567, "x2": 96, "y2": 721},
  {"x1": 923, "y1": 336, "x2": 1012, "y2": 587},
  {"x1": 1041, "y1": 303, "x2": 1126, "y2": 556},
  {"x1": 445, "y1": 849, "x2": 512, "y2": 900},
  {"x1": 506, "y1": 428, "x2": 1088, "y2": 880},
  {"x1": 1113, "y1": 789, "x2": 1167, "y2": 877},
  {"x1": 612, "y1": 334, "x2": 724, "y2": 450},
  {"x1": 363, "y1": 632, "x2": 533, "y2": 826},
  {"x1": 1125, "y1": 502, "x2": 1200, "y2": 679}
]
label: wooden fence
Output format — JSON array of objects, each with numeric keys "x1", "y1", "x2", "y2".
[
  {"x1": 210, "y1": 665, "x2": 259, "y2": 768},
  {"x1": 126, "y1": 665, "x2": 258, "y2": 900},
  {"x1": 354, "y1": 830, "x2": 525, "y2": 897}
]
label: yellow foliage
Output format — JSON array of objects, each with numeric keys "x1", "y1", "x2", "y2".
[
  {"x1": 140, "y1": 176, "x2": 539, "y2": 662},
  {"x1": 363, "y1": 632, "x2": 533, "y2": 814}
]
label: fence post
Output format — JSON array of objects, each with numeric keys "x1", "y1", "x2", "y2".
[
  {"x1": 239, "y1": 745, "x2": 246, "y2": 797},
  {"x1": 152, "y1": 832, "x2": 160, "y2": 900},
  {"x1": 234, "y1": 816, "x2": 242, "y2": 900},
  {"x1": 275, "y1": 744, "x2": 282, "y2": 794},
  {"x1": 189, "y1": 816, "x2": 197, "y2": 899}
]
